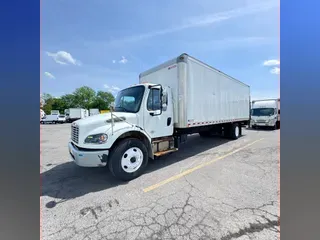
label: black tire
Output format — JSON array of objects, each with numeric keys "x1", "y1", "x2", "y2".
[
  {"x1": 108, "y1": 138, "x2": 148, "y2": 181},
  {"x1": 272, "y1": 123, "x2": 277, "y2": 130},
  {"x1": 229, "y1": 123, "x2": 240, "y2": 140}
]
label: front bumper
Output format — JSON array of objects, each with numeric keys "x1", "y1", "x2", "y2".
[
  {"x1": 68, "y1": 142, "x2": 109, "y2": 167},
  {"x1": 251, "y1": 121, "x2": 275, "y2": 127}
]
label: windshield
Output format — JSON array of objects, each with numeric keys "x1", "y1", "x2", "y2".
[
  {"x1": 114, "y1": 86, "x2": 145, "y2": 113},
  {"x1": 251, "y1": 108, "x2": 275, "y2": 116}
]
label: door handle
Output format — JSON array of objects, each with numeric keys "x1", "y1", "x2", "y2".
[{"x1": 167, "y1": 117, "x2": 172, "y2": 126}]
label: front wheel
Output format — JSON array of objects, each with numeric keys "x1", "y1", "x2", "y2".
[
  {"x1": 273, "y1": 123, "x2": 277, "y2": 130},
  {"x1": 108, "y1": 138, "x2": 148, "y2": 181}
]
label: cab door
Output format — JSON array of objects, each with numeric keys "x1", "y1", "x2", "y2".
[{"x1": 143, "y1": 86, "x2": 173, "y2": 139}]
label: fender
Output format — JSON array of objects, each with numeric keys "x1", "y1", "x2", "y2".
[{"x1": 108, "y1": 127, "x2": 153, "y2": 159}]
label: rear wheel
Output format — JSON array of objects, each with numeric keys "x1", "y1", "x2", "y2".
[
  {"x1": 108, "y1": 138, "x2": 148, "y2": 181},
  {"x1": 226, "y1": 123, "x2": 241, "y2": 140}
]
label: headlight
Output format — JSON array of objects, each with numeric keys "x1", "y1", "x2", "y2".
[{"x1": 84, "y1": 133, "x2": 108, "y2": 144}]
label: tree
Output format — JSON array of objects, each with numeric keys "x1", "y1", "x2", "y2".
[
  {"x1": 60, "y1": 94, "x2": 76, "y2": 109},
  {"x1": 42, "y1": 86, "x2": 115, "y2": 114},
  {"x1": 73, "y1": 86, "x2": 96, "y2": 109},
  {"x1": 51, "y1": 98, "x2": 68, "y2": 114},
  {"x1": 91, "y1": 91, "x2": 115, "y2": 110},
  {"x1": 42, "y1": 97, "x2": 55, "y2": 115}
]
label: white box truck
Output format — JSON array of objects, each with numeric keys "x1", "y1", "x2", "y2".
[
  {"x1": 50, "y1": 110, "x2": 60, "y2": 115},
  {"x1": 250, "y1": 98, "x2": 280, "y2": 129},
  {"x1": 40, "y1": 113, "x2": 66, "y2": 124},
  {"x1": 65, "y1": 108, "x2": 88, "y2": 123},
  {"x1": 89, "y1": 108, "x2": 100, "y2": 116},
  {"x1": 68, "y1": 53, "x2": 250, "y2": 180},
  {"x1": 40, "y1": 114, "x2": 59, "y2": 124}
]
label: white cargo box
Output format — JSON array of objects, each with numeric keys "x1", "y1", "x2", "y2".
[
  {"x1": 139, "y1": 53, "x2": 250, "y2": 128},
  {"x1": 89, "y1": 108, "x2": 100, "y2": 116}
]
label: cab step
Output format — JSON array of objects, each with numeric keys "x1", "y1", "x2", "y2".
[{"x1": 154, "y1": 148, "x2": 178, "y2": 157}]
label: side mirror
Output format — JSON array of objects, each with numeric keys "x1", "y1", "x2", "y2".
[
  {"x1": 149, "y1": 85, "x2": 166, "y2": 116},
  {"x1": 161, "y1": 90, "x2": 168, "y2": 111},
  {"x1": 161, "y1": 91, "x2": 168, "y2": 105}
]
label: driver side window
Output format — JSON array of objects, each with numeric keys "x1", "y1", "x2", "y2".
[{"x1": 147, "y1": 89, "x2": 161, "y2": 111}]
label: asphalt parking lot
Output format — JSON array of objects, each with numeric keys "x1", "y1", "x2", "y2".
[{"x1": 41, "y1": 123, "x2": 280, "y2": 240}]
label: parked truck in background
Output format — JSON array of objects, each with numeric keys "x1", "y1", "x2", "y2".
[
  {"x1": 89, "y1": 108, "x2": 100, "y2": 116},
  {"x1": 50, "y1": 110, "x2": 60, "y2": 115},
  {"x1": 68, "y1": 53, "x2": 250, "y2": 181},
  {"x1": 40, "y1": 113, "x2": 66, "y2": 124},
  {"x1": 65, "y1": 108, "x2": 88, "y2": 123},
  {"x1": 250, "y1": 98, "x2": 280, "y2": 129}
]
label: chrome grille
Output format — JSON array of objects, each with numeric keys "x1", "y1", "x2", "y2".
[
  {"x1": 256, "y1": 120, "x2": 266, "y2": 123},
  {"x1": 71, "y1": 124, "x2": 79, "y2": 143}
]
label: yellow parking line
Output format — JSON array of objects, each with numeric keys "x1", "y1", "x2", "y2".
[{"x1": 143, "y1": 138, "x2": 264, "y2": 193}]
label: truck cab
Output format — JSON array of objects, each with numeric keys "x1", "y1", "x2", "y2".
[
  {"x1": 250, "y1": 99, "x2": 280, "y2": 129},
  {"x1": 68, "y1": 83, "x2": 173, "y2": 180}
]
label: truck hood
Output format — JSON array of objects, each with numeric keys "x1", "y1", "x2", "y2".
[
  {"x1": 73, "y1": 112, "x2": 139, "y2": 144},
  {"x1": 75, "y1": 112, "x2": 139, "y2": 127}
]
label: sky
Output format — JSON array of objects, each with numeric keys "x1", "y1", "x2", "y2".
[{"x1": 41, "y1": 0, "x2": 279, "y2": 100}]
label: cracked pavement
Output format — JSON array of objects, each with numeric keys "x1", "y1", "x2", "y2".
[{"x1": 41, "y1": 124, "x2": 280, "y2": 240}]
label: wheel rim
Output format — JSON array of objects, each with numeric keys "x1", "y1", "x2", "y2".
[
  {"x1": 235, "y1": 126, "x2": 239, "y2": 137},
  {"x1": 121, "y1": 147, "x2": 144, "y2": 173}
]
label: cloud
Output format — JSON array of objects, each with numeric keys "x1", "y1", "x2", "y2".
[
  {"x1": 270, "y1": 67, "x2": 280, "y2": 74},
  {"x1": 46, "y1": 51, "x2": 81, "y2": 66},
  {"x1": 263, "y1": 59, "x2": 280, "y2": 66},
  {"x1": 111, "y1": 56, "x2": 128, "y2": 64},
  {"x1": 44, "y1": 72, "x2": 55, "y2": 79},
  {"x1": 107, "y1": 1, "x2": 277, "y2": 44},
  {"x1": 262, "y1": 59, "x2": 280, "y2": 74},
  {"x1": 104, "y1": 85, "x2": 121, "y2": 93},
  {"x1": 119, "y1": 56, "x2": 128, "y2": 64}
]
